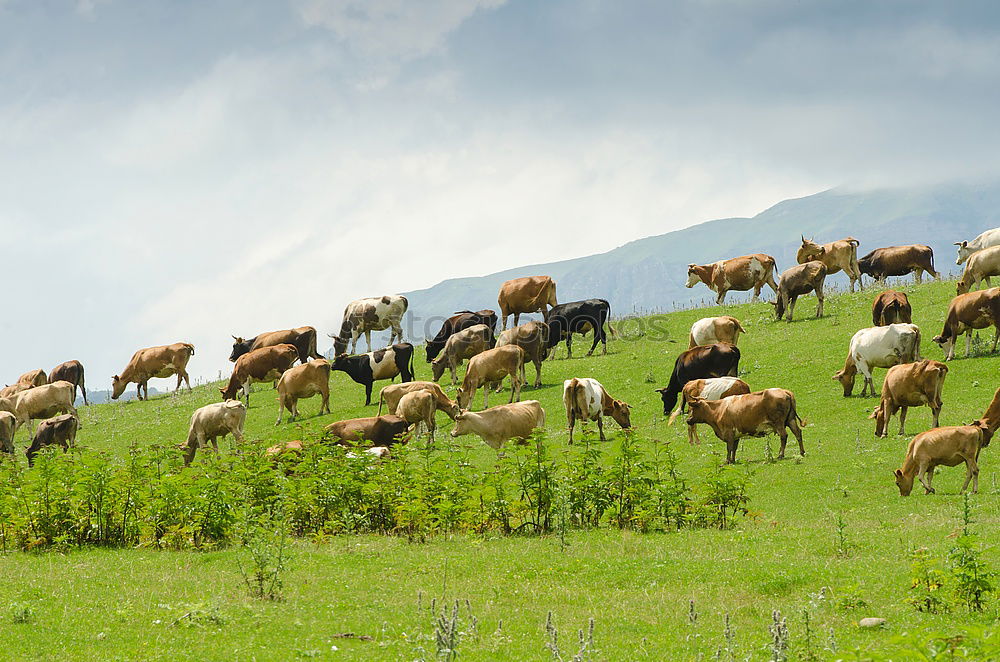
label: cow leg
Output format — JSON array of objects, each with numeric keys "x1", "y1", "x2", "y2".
[
  {"x1": 482, "y1": 385, "x2": 489, "y2": 410},
  {"x1": 992, "y1": 326, "x2": 1000, "y2": 354},
  {"x1": 966, "y1": 331, "x2": 973, "y2": 357},
  {"x1": 365, "y1": 330, "x2": 373, "y2": 353},
  {"x1": 787, "y1": 296, "x2": 797, "y2": 322},
  {"x1": 918, "y1": 464, "x2": 935, "y2": 494},
  {"x1": 567, "y1": 410, "x2": 575, "y2": 444},
  {"x1": 565, "y1": 335, "x2": 573, "y2": 359},
  {"x1": 960, "y1": 457, "x2": 979, "y2": 494},
  {"x1": 183, "y1": 369, "x2": 193, "y2": 392},
  {"x1": 364, "y1": 383, "x2": 373, "y2": 406},
  {"x1": 597, "y1": 415, "x2": 606, "y2": 442},
  {"x1": 587, "y1": 329, "x2": 601, "y2": 357},
  {"x1": 898, "y1": 406, "x2": 908, "y2": 436},
  {"x1": 815, "y1": 285, "x2": 824, "y2": 318},
  {"x1": 513, "y1": 313, "x2": 521, "y2": 328},
  {"x1": 776, "y1": 429, "x2": 788, "y2": 459},
  {"x1": 428, "y1": 416, "x2": 436, "y2": 443},
  {"x1": 726, "y1": 438, "x2": 739, "y2": 464},
  {"x1": 533, "y1": 359, "x2": 542, "y2": 388},
  {"x1": 914, "y1": 270, "x2": 922, "y2": 284},
  {"x1": 716, "y1": 290, "x2": 727, "y2": 305},
  {"x1": 510, "y1": 372, "x2": 521, "y2": 403},
  {"x1": 687, "y1": 423, "x2": 699, "y2": 445},
  {"x1": 450, "y1": 361, "x2": 458, "y2": 386},
  {"x1": 276, "y1": 398, "x2": 285, "y2": 426},
  {"x1": 930, "y1": 402, "x2": 940, "y2": 429}
]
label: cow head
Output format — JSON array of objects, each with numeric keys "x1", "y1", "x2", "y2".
[
  {"x1": 796, "y1": 236, "x2": 825, "y2": 263},
  {"x1": 956, "y1": 278, "x2": 971, "y2": 295},
  {"x1": 219, "y1": 383, "x2": 239, "y2": 401},
  {"x1": 450, "y1": 410, "x2": 471, "y2": 438},
  {"x1": 831, "y1": 369, "x2": 855, "y2": 397},
  {"x1": 955, "y1": 240, "x2": 973, "y2": 265},
  {"x1": 685, "y1": 264, "x2": 702, "y2": 288},
  {"x1": 893, "y1": 469, "x2": 913, "y2": 496},
  {"x1": 769, "y1": 297, "x2": 785, "y2": 321},
  {"x1": 229, "y1": 336, "x2": 252, "y2": 362},
  {"x1": 430, "y1": 357, "x2": 447, "y2": 382},
  {"x1": 684, "y1": 397, "x2": 712, "y2": 425},
  {"x1": 456, "y1": 386, "x2": 473, "y2": 410},
  {"x1": 932, "y1": 333, "x2": 954, "y2": 359},
  {"x1": 111, "y1": 375, "x2": 127, "y2": 400},
  {"x1": 609, "y1": 399, "x2": 632, "y2": 430},
  {"x1": 331, "y1": 353, "x2": 350, "y2": 371},
  {"x1": 974, "y1": 420, "x2": 993, "y2": 448},
  {"x1": 868, "y1": 403, "x2": 887, "y2": 438}
]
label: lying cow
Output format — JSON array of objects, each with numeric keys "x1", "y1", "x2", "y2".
[
  {"x1": 955, "y1": 227, "x2": 1000, "y2": 265},
  {"x1": 562, "y1": 378, "x2": 631, "y2": 443},
  {"x1": 26, "y1": 414, "x2": 78, "y2": 466},
  {"x1": 956, "y1": 245, "x2": 1000, "y2": 294},
  {"x1": 858, "y1": 245, "x2": 939, "y2": 284},
  {"x1": 893, "y1": 422, "x2": 992, "y2": 496},
  {"x1": 456, "y1": 345, "x2": 525, "y2": 410},
  {"x1": 325, "y1": 415, "x2": 411, "y2": 446},
  {"x1": 870, "y1": 359, "x2": 947, "y2": 437},
  {"x1": 229, "y1": 326, "x2": 322, "y2": 364},
  {"x1": 332, "y1": 342, "x2": 415, "y2": 406},
  {"x1": 182, "y1": 400, "x2": 247, "y2": 466},
  {"x1": 396, "y1": 390, "x2": 437, "y2": 441},
  {"x1": 772, "y1": 261, "x2": 827, "y2": 322},
  {"x1": 431, "y1": 324, "x2": 492, "y2": 385},
  {"x1": 451, "y1": 400, "x2": 546, "y2": 450},
  {"x1": 668, "y1": 377, "x2": 751, "y2": 445},
  {"x1": 0, "y1": 411, "x2": 15, "y2": 454},
  {"x1": 495, "y1": 321, "x2": 548, "y2": 388},
  {"x1": 871, "y1": 291, "x2": 912, "y2": 326},
  {"x1": 932, "y1": 287, "x2": 1000, "y2": 360},
  {"x1": 49, "y1": 360, "x2": 87, "y2": 405},
  {"x1": 276, "y1": 359, "x2": 331, "y2": 424},
  {"x1": 833, "y1": 323, "x2": 921, "y2": 397},
  {"x1": 656, "y1": 343, "x2": 741, "y2": 415},
  {"x1": 796, "y1": 236, "x2": 861, "y2": 292},
  {"x1": 686, "y1": 388, "x2": 805, "y2": 464},
  {"x1": 498, "y1": 276, "x2": 557, "y2": 330},
  {"x1": 685, "y1": 254, "x2": 778, "y2": 304},
  {"x1": 688, "y1": 316, "x2": 745, "y2": 349},
  {"x1": 112, "y1": 342, "x2": 195, "y2": 400},
  {"x1": 544, "y1": 299, "x2": 615, "y2": 358},
  {"x1": 331, "y1": 295, "x2": 408, "y2": 355},
  {"x1": 220, "y1": 344, "x2": 299, "y2": 404},
  {"x1": 13, "y1": 381, "x2": 79, "y2": 435},
  {"x1": 377, "y1": 381, "x2": 459, "y2": 419},
  {"x1": 425, "y1": 310, "x2": 498, "y2": 362}
]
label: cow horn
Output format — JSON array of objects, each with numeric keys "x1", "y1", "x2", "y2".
[{"x1": 800, "y1": 234, "x2": 806, "y2": 243}]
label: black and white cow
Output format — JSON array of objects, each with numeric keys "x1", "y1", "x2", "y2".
[
  {"x1": 425, "y1": 310, "x2": 498, "y2": 362},
  {"x1": 543, "y1": 299, "x2": 614, "y2": 359},
  {"x1": 330, "y1": 295, "x2": 408, "y2": 355},
  {"x1": 332, "y1": 343, "x2": 415, "y2": 406}
]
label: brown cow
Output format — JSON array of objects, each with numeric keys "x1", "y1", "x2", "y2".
[
  {"x1": 377, "y1": 381, "x2": 459, "y2": 420},
  {"x1": 976, "y1": 387, "x2": 1000, "y2": 433},
  {"x1": 498, "y1": 276, "x2": 557, "y2": 330},
  {"x1": 932, "y1": 287, "x2": 1000, "y2": 360},
  {"x1": 325, "y1": 415, "x2": 411, "y2": 446},
  {"x1": 870, "y1": 360, "x2": 947, "y2": 437},
  {"x1": 112, "y1": 343, "x2": 195, "y2": 400},
  {"x1": 685, "y1": 254, "x2": 778, "y2": 304},
  {"x1": 451, "y1": 400, "x2": 546, "y2": 450},
  {"x1": 0, "y1": 411, "x2": 15, "y2": 454},
  {"x1": 397, "y1": 390, "x2": 437, "y2": 441},
  {"x1": 495, "y1": 321, "x2": 548, "y2": 388},
  {"x1": 26, "y1": 414, "x2": 78, "y2": 466},
  {"x1": 956, "y1": 245, "x2": 1000, "y2": 295},
  {"x1": 0, "y1": 382, "x2": 34, "y2": 399},
  {"x1": 220, "y1": 343, "x2": 298, "y2": 403},
  {"x1": 1, "y1": 369, "x2": 48, "y2": 399},
  {"x1": 772, "y1": 261, "x2": 826, "y2": 321},
  {"x1": 668, "y1": 377, "x2": 751, "y2": 445},
  {"x1": 49, "y1": 360, "x2": 87, "y2": 405},
  {"x1": 685, "y1": 388, "x2": 805, "y2": 464},
  {"x1": 230, "y1": 326, "x2": 322, "y2": 364},
  {"x1": 688, "y1": 316, "x2": 745, "y2": 349},
  {"x1": 796, "y1": 236, "x2": 861, "y2": 292},
  {"x1": 13, "y1": 381, "x2": 79, "y2": 434},
  {"x1": 276, "y1": 359, "x2": 332, "y2": 424},
  {"x1": 894, "y1": 422, "x2": 992, "y2": 496},
  {"x1": 871, "y1": 291, "x2": 912, "y2": 326},
  {"x1": 858, "y1": 245, "x2": 939, "y2": 284},
  {"x1": 456, "y1": 345, "x2": 525, "y2": 410},
  {"x1": 431, "y1": 324, "x2": 492, "y2": 385}
]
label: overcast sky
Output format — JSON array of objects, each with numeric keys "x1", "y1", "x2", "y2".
[{"x1": 2, "y1": 0, "x2": 1000, "y2": 389}]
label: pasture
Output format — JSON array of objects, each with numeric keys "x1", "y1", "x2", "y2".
[{"x1": 2, "y1": 278, "x2": 1000, "y2": 660}]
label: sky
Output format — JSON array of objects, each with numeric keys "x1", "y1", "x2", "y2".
[{"x1": 2, "y1": 0, "x2": 1000, "y2": 390}]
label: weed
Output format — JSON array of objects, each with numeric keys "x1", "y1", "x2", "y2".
[{"x1": 9, "y1": 602, "x2": 34, "y2": 624}]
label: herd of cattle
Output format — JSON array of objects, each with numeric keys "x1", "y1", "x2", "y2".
[{"x1": 7, "y1": 230, "x2": 1000, "y2": 496}]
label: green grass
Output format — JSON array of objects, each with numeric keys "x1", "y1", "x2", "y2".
[{"x1": 3, "y1": 278, "x2": 1000, "y2": 660}]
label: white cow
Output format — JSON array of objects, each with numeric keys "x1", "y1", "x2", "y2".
[
  {"x1": 451, "y1": 400, "x2": 545, "y2": 450},
  {"x1": 832, "y1": 324, "x2": 921, "y2": 397},
  {"x1": 183, "y1": 400, "x2": 247, "y2": 465},
  {"x1": 956, "y1": 228, "x2": 1000, "y2": 265},
  {"x1": 330, "y1": 295, "x2": 408, "y2": 354}
]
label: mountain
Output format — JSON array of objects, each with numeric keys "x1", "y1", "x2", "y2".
[{"x1": 400, "y1": 182, "x2": 1000, "y2": 337}]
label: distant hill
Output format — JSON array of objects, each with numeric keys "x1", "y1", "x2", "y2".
[{"x1": 402, "y1": 181, "x2": 1000, "y2": 335}]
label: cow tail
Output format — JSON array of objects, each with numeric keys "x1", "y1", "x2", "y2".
[
  {"x1": 789, "y1": 393, "x2": 807, "y2": 427},
  {"x1": 913, "y1": 326, "x2": 922, "y2": 361},
  {"x1": 605, "y1": 302, "x2": 618, "y2": 339},
  {"x1": 408, "y1": 346, "x2": 415, "y2": 382},
  {"x1": 734, "y1": 319, "x2": 747, "y2": 334},
  {"x1": 377, "y1": 393, "x2": 384, "y2": 416},
  {"x1": 185, "y1": 343, "x2": 195, "y2": 356}
]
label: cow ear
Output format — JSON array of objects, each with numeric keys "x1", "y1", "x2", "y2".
[
  {"x1": 654, "y1": 387, "x2": 667, "y2": 394},
  {"x1": 893, "y1": 469, "x2": 903, "y2": 478}
]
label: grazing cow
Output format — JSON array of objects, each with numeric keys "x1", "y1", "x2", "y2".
[
  {"x1": 772, "y1": 261, "x2": 827, "y2": 322},
  {"x1": 0, "y1": 412, "x2": 15, "y2": 454},
  {"x1": 932, "y1": 287, "x2": 1000, "y2": 360},
  {"x1": 377, "y1": 381, "x2": 459, "y2": 420},
  {"x1": 182, "y1": 400, "x2": 247, "y2": 466},
  {"x1": 858, "y1": 245, "x2": 939, "y2": 284},
  {"x1": 276, "y1": 359, "x2": 332, "y2": 424},
  {"x1": 686, "y1": 389, "x2": 805, "y2": 464},
  {"x1": 425, "y1": 310, "x2": 498, "y2": 362},
  {"x1": 870, "y1": 360, "x2": 947, "y2": 437},
  {"x1": 456, "y1": 345, "x2": 525, "y2": 410},
  {"x1": 562, "y1": 378, "x2": 631, "y2": 443},
  {"x1": 955, "y1": 228, "x2": 1000, "y2": 265},
  {"x1": 451, "y1": 400, "x2": 546, "y2": 450},
  {"x1": 0, "y1": 382, "x2": 34, "y2": 399},
  {"x1": 833, "y1": 324, "x2": 921, "y2": 397},
  {"x1": 956, "y1": 246, "x2": 1000, "y2": 294},
  {"x1": 495, "y1": 321, "x2": 548, "y2": 388},
  {"x1": 220, "y1": 344, "x2": 299, "y2": 403},
  {"x1": 688, "y1": 316, "x2": 745, "y2": 349},
  {"x1": 871, "y1": 291, "x2": 912, "y2": 326},
  {"x1": 0, "y1": 397, "x2": 14, "y2": 416},
  {"x1": 16, "y1": 369, "x2": 47, "y2": 388},
  {"x1": 893, "y1": 422, "x2": 992, "y2": 496},
  {"x1": 112, "y1": 343, "x2": 195, "y2": 400},
  {"x1": 668, "y1": 377, "x2": 751, "y2": 445},
  {"x1": 13, "y1": 381, "x2": 78, "y2": 434},
  {"x1": 325, "y1": 415, "x2": 411, "y2": 446},
  {"x1": 333, "y1": 343, "x2": 414, "y2": 406},
  {"x1": 25, "y1": 414, "x2": 78, "y2": 466},
  {"x1": 544, "y1": 299, "x2": 615, "y2": 358},
  {"x1": 655, "y1": 343, "x2": 741, "y2": 415},
  {"x1": 498, "y1": 276, "x2": 558, "y2": 330},
  {"x1": 229, "y1": 327, "x2": 322, "y2": 364},
  {"x1": 685, "y1": 254, "x2": 778, "y2": 304},
  {"x1": 397, "y1": 390, "x2": 437, "y2": 441},
  {"x1": 331, "y1": 295, "x2": 408, "y2": 355},
  {"x1": 796, "y1": 236, "x2": 861, "y2": 292},
  {"x1": 976, "y1": 387, "x2": 1000, "y2": 433},
  {"x1": 49, "y1": 360, "x2": 87, "y2": 405},
  {"x1": 431, "y1": 324, "x2": 492, "y2": 385}
]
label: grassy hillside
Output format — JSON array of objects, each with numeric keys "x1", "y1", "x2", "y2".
[{"x1": 3, "y1": 277, "x2": 1000, "y2": 660}]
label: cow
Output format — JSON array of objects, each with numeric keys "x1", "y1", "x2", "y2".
[
  {"x1": 796, "y1": 236, "x2": 861, "y2": 292},
  {"x1": 893, "y1": 422, "x2": 992, "y2": 496},
  {"x1": 0, "y1": 383, "x2": 34, "y2": 399},
  {"x1": 16, "y1": 369, "x2": 47, "y2": 388},
  {"x1": 932, "y1": 287, "x2": 1000, "y2": 360},
  {"x1": 112, "y1": 342, "x2": 195, "y2": 400},
  {"x1": 13, "y1": 381, "x2": 79, "y2": 434},
  {"x1": 229, "y1": 327, "x2": 322, "y2": 364},
  {"x1": 451, "y1": 400, "x2": 546, "y2": 450},
  {"x1": 396, "y1": 390, "x2": 437, "y2": 441},
  {"x1": 688, "y1": 316, "x2": 745, "y2": 349},
  {"x1": 976, "y1": 387, "x2": 1000, "y2": 433},
  {"x1": 25, "y1": 414, "x2": 78, "y2": 466},
  {"x1": 870, "y1": 360, "x2": 947, "y2": 438},
  {"x1": 771, "y1": 261, "x2": 827, "y2": 322},
  {"x1": 330, "y1": 295, "x2": 408, "y2": 355},
  {"x1": 220, "y1": 344, "x2": 299, "y2": 403},
  {"x1": 685, "y1": 388, "x2": 805, "y2": 464},
  {"x1": 833, "y1": 324, "x2": 921, "y2": 397},
  {"x1": 49, "y1": 360, "x2": 87, "y2": 405},
  {"x1": 956, "y1": 246, "x2": 1000, "y2": 295},
  {"x1": 655, "y1": 343, "x2": 741, "y2": 416},
  {"x1": 871, "y1": 291, "x2": 912, "y2": 326},
  {"x1": 425, "y1": 310, "x2": 498, "y2": 362},
  {"x1": 685, "y1": 254, "x2": 778, "y2": 304},
  {"x1": 495, "y1": 321, "x2": 548, "y2": 388},
  {"x1": 431, "y1": 324, "x2": 492, "y2": 385},
  {"x1": 377, "y1": 381, "x2": 459, "y2": 420},
  {"x1": 0, "y1": 411, "x2": 15, "y2": 454},
  {"x1": 182, "y1": 400, "x2": 247, "y2": 466},
  {"x1": 498, "y1": 276, "x2": 557, "y2": 330},
  {"x1": 456, "y1": 345, "x2": 525, "y2": 410},
  {"x1": 276, "y1": 359, "x2": 332, "y2": 424},
  {"x1": 266, "y1": 439, "x2": 304, "y2": 459},
  {"x1": 668, "y1": 377, "x2": 751, "y2": 445},
  {"x1": 332, "y1": 343, "x2": 414, "y2": 406},
  {"x1": 325, "y1": 415, "x2": 411, "y2": 447},
  {"x1": 858, "y1": 245, "x2": 939, "y2": 284},
  {"x1": 562, "y1": 378, "x2": 631, "y2": 443},
  {"x1": 955, "y1": 228, "x2": 1000, "y2": 265},
  {"x1": 544, "y1": 299, "x2": 615, "y2": 359}
]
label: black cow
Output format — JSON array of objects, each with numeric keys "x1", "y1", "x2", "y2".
[
  {"x1": 655, "y1": 343, "x2": 741, "y2": 415},
  {"x1": 26, "y1": 414, "x2": 78, "y2": 466},
  {"x1": 544, "y1": 299, "x2": 614, "y2": 359},
  {"x1": 332, "y1": 343, "x2": 415, "y2": 406},
  {"x1": 229, "y1": 327, "x2": 322, "y2": 364},
  {"x1": 425, "y1": 310, "x2": 498, "y2": 362}
]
